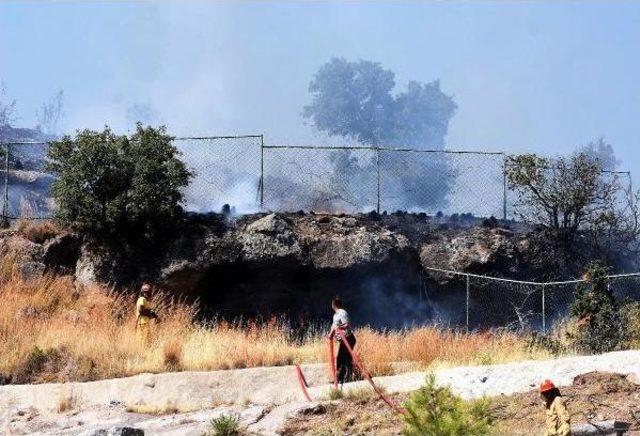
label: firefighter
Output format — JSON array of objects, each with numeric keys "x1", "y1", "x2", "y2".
[
  {"x1": 136, "y1": 283, "x2": 159, "y2": 346},
  {"x1": 540, "y1": 379, "x2": 571, "y2": 436},
  {"x1": 328, "y1": 297, "x2": 357, "y2": 385}
]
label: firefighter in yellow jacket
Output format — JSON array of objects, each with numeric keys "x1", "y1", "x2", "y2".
[
  {"x1": 136, "y1": 283, "x2": 159, "y2": 346},
  {"x1": 540, "y1": 379, "x2": 571, "y2": 436}
]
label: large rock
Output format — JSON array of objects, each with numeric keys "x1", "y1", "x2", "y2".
[{"x1": 420, "y1": 227, "x2": 520, "y2": 273}]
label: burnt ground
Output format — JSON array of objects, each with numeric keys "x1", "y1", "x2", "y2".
[{"x1": 282, "y1": 372, "x2": 640, "y2": 435}]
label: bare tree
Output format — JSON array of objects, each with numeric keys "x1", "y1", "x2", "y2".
[
  {"x1": 506, "y1": 151, "x2": 640, "y2": 256},
  {"x1": 0, "y1": 82, "x2": 17, "y2": 129},
  {"x1": 36, "y1": 90, "x2": 64, "y2": 135}
]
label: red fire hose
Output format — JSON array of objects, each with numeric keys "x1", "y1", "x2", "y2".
[
  {"x1": 295, "y1": 363, "x2": 312, "y2": 402},
  {"x1": 329, "y1": 337, "x2": 338, "y2": 390},
  {"x1": 337, "y1": 335, "x2": 406, "y2": 414},
  {"x1": 295, "y1": 333, "x2": 405, "y2": 415}
]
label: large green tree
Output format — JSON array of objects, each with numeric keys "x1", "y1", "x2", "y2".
[
  {"x1": 47, "y1": 124, "x2": 192, "y2": 239},
  {"x1": 303, "y1": 58, "x2": 458, "y2": 211}
]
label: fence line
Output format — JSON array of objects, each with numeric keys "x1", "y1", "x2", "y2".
[
  {"x1": 423, "y1": 267, "x2": 640, "y2": 333},
  {"x1": 0, "y1": 136, "x2": 635, "y2": 225}
]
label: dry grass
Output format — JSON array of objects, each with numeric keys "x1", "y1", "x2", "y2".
[
  {"x1": 0, "y1": 256, "x2": 558, "y2": 384},
  {"x1": 16, "y1": 219, "x2": 61, "y2": 244}
]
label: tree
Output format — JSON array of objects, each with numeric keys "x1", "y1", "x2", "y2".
[
  {"x1": 36, "y1": 90, "x2": 64, "y2": 135},
  {"x1": 47, "y1": 124, "x2": 193, "y2": 239},
  {"x1": 570, "y1": 263, "x2": 622, "y2": 353},
  {"x1": 506, "y1": 150, "x2": 640, "y2": 266},
  {"x1": 580, "y1": 137, "x2": 619, "y2": 171},
  {"x1": 506, "y1": 152, "x2": 620, "y2": 233},
  {"x1": 0, "y1": 81, "x2": 17, "y2": 129},
  {"x1": 403, "y1": 374, "x2": 492, "y2": 436},
  {"x1": 303, "y1": 58, "x2": 458, "y2": 211}
]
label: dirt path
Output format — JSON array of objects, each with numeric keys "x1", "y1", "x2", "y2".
[
  {"x1": 284, "y1": 372, "x2": 640, "y2": 435},
  {"x1": 2, "y1": 350, "x2": 639, "y2": 435}
]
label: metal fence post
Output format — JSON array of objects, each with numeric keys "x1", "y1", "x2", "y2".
[
  {"x1": 541, "y1": 284, "x2": 546, "y2": 334},
  {"x1": 465, "y1": 274, "x2": 470, "y2": 332},
  {"x1": 375, "y1": 147, "x2": 381, "y2": 214},
  {"x1": 502, "y1": 155, "x2": 508, "y2": 221},
  {"x1": 1, "y1": 144, "x2": 9, "y2": 228},
  {"x1": 259, "y1": 135, "x2": 265, "y2": 209}
]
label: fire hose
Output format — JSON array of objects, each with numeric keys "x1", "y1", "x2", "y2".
[{"x1": 295, "y1": 334, "x2": 405, "y2": 415}]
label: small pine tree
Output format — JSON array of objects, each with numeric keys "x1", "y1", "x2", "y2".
[
  {"x1": 403, "y1": 374, "x2": 492, "y2": 436},
  {"x1": 570, "y1": 262, "x2": 622, "y2": 353}
]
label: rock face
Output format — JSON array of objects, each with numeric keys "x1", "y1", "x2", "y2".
[
  {"x1": 0, "y1": 229, "x2": 81, "y2": 280},
  {"x1": 2, "y1": 212, "x2": 591, "y2": 326},
  {"x1": 420, "y1": 227, "x2": 522, "y2": 273}
]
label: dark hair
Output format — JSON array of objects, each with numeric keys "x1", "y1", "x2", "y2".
[
  {"x1": 332, "y1": 297, "x2": 343, "y2": 308},
  {"x1": 542, "y1": 388, "x2": 561, "y2": 408}
]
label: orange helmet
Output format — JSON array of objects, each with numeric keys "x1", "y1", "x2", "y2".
[{"x1": 540, "y1": 379, "x2": 556, "y2": 393}]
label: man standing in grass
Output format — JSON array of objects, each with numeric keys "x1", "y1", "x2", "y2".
[
  {"x1": 136, "y1": 283, "x2": 159, "y2": 346},
  {"x1": 329, "y1": 297, "x2": 357, "y2": 385}
]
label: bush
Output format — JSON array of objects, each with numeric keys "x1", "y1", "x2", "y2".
[
  {"x1": 163, "y1": 340, "x2": 183, "y2": 371},
  {"x1": 402, "y1": 374, "x2": 492, "y2": 436},
  {"x1": 16, "y1": 220, "x2": 60, "y2": 244},
  {"x1": 17, "y1": 346, "x2": 62, "y2": 383},
  {"x1": 47, "y1": 124, "x2": 192, "y2": 240},
  {"x1": 621, "y1": 301, "x2": 640, "y2": 348},
  {"x1": 205, "y1": 414, "x2": 241, "y2": 436},
  {"x1": 569, "y1": 263, "x2": 623, "y2": 353}
]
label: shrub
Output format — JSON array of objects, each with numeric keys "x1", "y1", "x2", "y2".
[
  {"x1": 621, "y1": 301, "x2": 640, "y2": 348},
  {"x1": 17, "y1": 346, "x2": 62, "y2": 383},
  {"x1": 205, "y1": 414, "x2": 241, "y2": 436},
  {"x1": 16, "y1": 220, "x2": 60, "y2": 244},
  {"x1": 47, "y1": 124, "x2": 192, "y2": 240},
  {"x1": 402, "y1": 374, "x2": 492, "y2": 436},
  {"x1": 163, "y1": 340, "x2": 183, "y2": 370},
  {"x1": 569, "y1": 263, "x2": 623, "y2": 353}
]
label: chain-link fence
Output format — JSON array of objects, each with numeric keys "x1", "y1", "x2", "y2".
[
  {"x1": 422, "y1": 267, "x2": 640, "y2": 332},
  {"x1": 173, "y1": 135, "x2": 263, "y2": 214},
  {"x1": 0, "y1": 142, "x2": 53, "y2": 222},
  {"x1": 0, "y1": 137, "x2": 635, "y2": 223}
]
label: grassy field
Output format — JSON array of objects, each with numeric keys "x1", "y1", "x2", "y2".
[{"x1": 0, "y1": 256, "x2": 560, "y2": 384}]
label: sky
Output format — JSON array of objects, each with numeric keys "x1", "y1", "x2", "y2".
[{"x1": 1, "y1": 0, "x2": 639, "y2": 172}]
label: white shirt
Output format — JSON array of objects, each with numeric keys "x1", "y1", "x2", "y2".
[{"x1": 332, "y1": 308, "x2": 351, "y2": 335}]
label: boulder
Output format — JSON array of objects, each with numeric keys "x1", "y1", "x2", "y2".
[
  {"x1": 420, "y1": 227, "x2": 518, "y2": 273},
  {"x1": 42, "y1": 232, "x2": 81, "y2": 272}
]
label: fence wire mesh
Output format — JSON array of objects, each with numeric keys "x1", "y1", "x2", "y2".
[
  {"x1": 423, "y1": 268, "x2": 640, "y2": 332},
  {"x1": 173, "y1": 136, "x2": 263, "y2": 214},
  {"x1": 0, "y1": 142, "x2": 53, "y2": 220},
  {"x1": 0, "y1": 137, "x2": 635, "y2": 223}
]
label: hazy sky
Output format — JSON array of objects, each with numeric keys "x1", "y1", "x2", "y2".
[{"x1": 1, "y1": 1, "x2": 639, "y2": 170}]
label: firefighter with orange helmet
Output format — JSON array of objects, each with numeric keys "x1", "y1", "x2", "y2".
[{"x1": 540, "y1": 379, "x2": 571, "y2": 436}]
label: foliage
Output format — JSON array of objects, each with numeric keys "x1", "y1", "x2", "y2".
[
  {"x1": 581, "y1": 137, "x2": 619, "y2": 171},
  {"x1": 304, "y1": 57, "x2": 458, "y2": 210},
  {"x1": 0, "y1": 81, "x2": 16, "y2": 128},
  {"x1": 205, "y1": 414, "x2": 241, "y2": 436},
  {"x1": 402, "y1": 374, "x2": 492, "y2": 436},
  {"x1": 569, "y1": 263, "x2": 623, "y2": 353},
  {"x1": 36, "y1": 90, "x2": 64, "y2": 135},
  {"x1": 47, "y1": 124, "x2": 192, "y2": 240},
  {"x1": 620, "y1": 301, "x2": 640, "y2": 349},
  {"x1": 506, "y1": 152, "x2": 615, "y2": 231},
  {"x1": 506, "y1": 150, "x2": 639, "y2": 257},
  {"x1": 17, "y1": 220, "x2": 61, "y2": 244}
]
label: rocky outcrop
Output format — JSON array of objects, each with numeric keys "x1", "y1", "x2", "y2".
[
  {"x1": 419, "y1": 227, "x2": 522, "y2": 273},
  {"x1": 2, "y1": 213, "x2": 580, "y2": 324},
  {"x1": 0, "y1": 229, "x2": 81, "y2": 279}
]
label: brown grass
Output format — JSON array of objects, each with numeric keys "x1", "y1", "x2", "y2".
[
  {"x1": 0, "y1": 256, "x2": 558, "y2": 384},
  {"x1": 16, "y1": 219, "x2": 61, "y2": 244}
]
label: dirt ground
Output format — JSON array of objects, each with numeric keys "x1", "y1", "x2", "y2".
[{"x1": 282, "y1": 372, "x2": 640, "y2": 435}]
